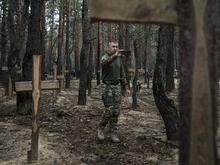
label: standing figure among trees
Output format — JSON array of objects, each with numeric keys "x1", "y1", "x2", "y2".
[{"x1": 97, "y1": 41, "x2": 131, "y2": 143}]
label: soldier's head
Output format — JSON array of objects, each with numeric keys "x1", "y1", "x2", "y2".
[{"x1": 108, "y1": 42, "x2": 119, "y2": 55}]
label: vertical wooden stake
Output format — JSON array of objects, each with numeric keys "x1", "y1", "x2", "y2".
[
  {"x1": 52, "y1": 64, "x2": 57, "y2": 104},
  {"x1": 29, "y1": 55, "x2": 42, "y2": 162},
  {"x1": 53, "y1": 64, "x2": 57, "y2": 80},
  {"x1": 8, "y1": 77, "x2": 13, "y2": 97},
  {"x1": 189, "y1": 0, "x2": 215, "y2": 164},
  {"x1": 60, "y1": 65, "x2": 65, "y2": 91}
]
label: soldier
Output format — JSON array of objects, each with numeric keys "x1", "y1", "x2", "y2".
[{"x1": 97, "y1": 41, "x2": 131, "y2": 143}]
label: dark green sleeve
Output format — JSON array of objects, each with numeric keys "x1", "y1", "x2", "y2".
[{"x1": 101, "y1": 54, "x2": 116, "y2": 66}]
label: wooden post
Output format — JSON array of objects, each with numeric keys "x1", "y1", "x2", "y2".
[
  {"x1": 189, "y1": 1, "x2": 216, "y2": 164},
  {"x1": 52, "y1": 64, "x2": 57, "y2": 104},
  {"x1": 29, "y1": 55, "x2": 42, "y2": 162},
  {"x1": 53, "y1": 63, "x2": 57, "y2": 80},
  {"x1": 15, "y1": 56, "x2": 60, "y2": 163},
  {"x1": 60, "y1": 65, "x2": 65, "y2": 91}
]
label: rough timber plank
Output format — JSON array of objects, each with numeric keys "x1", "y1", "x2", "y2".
[
  {"x1": 30, "y1": 55, "x2": 41, "y2": 161},
  {"x1": 90, "y1": 0, "x2": 177, "y2": 24},
  {"x1": 15, "y1": 80, "x2": 60, "y2": 92}
]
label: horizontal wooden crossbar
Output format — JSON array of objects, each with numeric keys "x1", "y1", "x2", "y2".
[
  {"x1": 15, "y1": 80, "x2": 60, "y2": 92},
  {"x1": 90, "y1": 0, "x2": 177, "y2": 24},
  {"x1": 47, "y1": 75, "x2": 64, "y2": 80}
]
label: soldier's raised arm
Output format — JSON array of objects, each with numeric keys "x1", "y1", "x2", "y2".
[{"x1": 101, "y1": 54, "x2": 116, "y2": 66}]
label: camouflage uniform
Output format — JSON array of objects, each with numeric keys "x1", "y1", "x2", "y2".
[
  {"x1": 98, "y1": 53, "x2": 127, "y2": 133},
  {"x1": 99, "y1": 83, "x2": 122, "y2": 132}
]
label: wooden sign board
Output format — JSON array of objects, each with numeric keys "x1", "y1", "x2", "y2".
[{"x1": 90, "y1": 0, "x2": 177, "y2": 24}]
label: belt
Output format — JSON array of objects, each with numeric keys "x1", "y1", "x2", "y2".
[{"x1": 103, "y1": 81, "x2": 120, "y2": 85}]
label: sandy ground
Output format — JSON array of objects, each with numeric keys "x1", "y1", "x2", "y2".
[{"x1": 0, "y1": 80, "x2": 218, "y2": 164}]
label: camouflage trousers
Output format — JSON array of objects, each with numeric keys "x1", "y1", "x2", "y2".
[{"x1": 99, "y1": 83, "x2": 122, "y2": 132}]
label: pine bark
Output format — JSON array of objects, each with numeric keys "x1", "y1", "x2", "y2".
[
  {"x1": 0, "y1": 0, "x2": 8, "y2": 68},
  {"x1": 87, "y1": 43, "x2": 93, "y2": 96},
  {"x1": 132, "y1": 40, "x2": 139, "y2": 109},
  {"x1": 19, "y1": 0, "x2": 42, "y2": 115},
  {"x1": 78, "y1": 0, "x2": 90, "y2": 105},
  {"x1": 48, "y1": 0, "x2": 55, "y2": 73},
  {"x1": 165, "y1": 26, "x2": 175, "y2": 92},
  {"x1": 74, "y1": 0, "x2": 81, "y2": 79},
  {"x1": 153, "y1": 25, "x2": 179, "y2": 140},
  {"x1": 96, "y1": 22, "x2": 101, "y2": 85},
  {"x1": 65, "y1": 0, "x2": 71, "y2": 88},
  {"x1": 57, "y1": 0, "x2": 64, "y2": 75}
]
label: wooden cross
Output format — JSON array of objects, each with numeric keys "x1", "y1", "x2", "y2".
[
  {"x1": 90, "y1": 1, "x2": 217, "y2": 164},
  {"x1": 46, "y1": 64, "x2": 65, "y2": 92},
  {"x1": 15, "y1": 55, "x2": 60, "y2": 162}
]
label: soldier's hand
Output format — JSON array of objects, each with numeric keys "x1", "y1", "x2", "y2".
[{"x1": 115, "y1": 49, "x2": 124, "y2": 57}]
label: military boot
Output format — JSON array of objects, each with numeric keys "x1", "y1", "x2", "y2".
[
  {"x1": 110, "y1": 132, "x2": 120, "y2": 143},
  {"x1": 97, "y1": 127, "x2": 105, "y2": 141}
]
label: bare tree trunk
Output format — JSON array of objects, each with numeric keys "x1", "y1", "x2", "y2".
[
  {"x1": 0, "y1": 0, "x2": 8, "y2": 68},
  {"x1": 48, "y1": 0, "x2": 55, "y2": 74},
  {"x1": 7, "y1": 0, "x2": 30, "y2": 93},
  {"x1": 19, "y1": 0, "x2": 42, "y2": 115},
  {"x1": 153, "y1": 25, "x2": 179, "y2": 141},
  {"x1": 57, "y1": 0, "x2": 64, "y2": 75},
  {"x1": 65, "y1": 0, "x2": 71, "y2": 88},
  {"x1": 165, "y1": 26, "x2": 175, "y2": 92},
  {"x1": 144, "y1": 25, "x2": 151, "y2": 87},
  {"x1": 96, "y1": 22, "x2": 101, "y2": 85},
  {"x1": 40, "y1": 0, "x2": 46, "y2": 79},
  {"x1": 74, "y1": 0, "x2": 81, "y2": 79},
  {"x1": 132, "y1": 39, "x2": 139, "y2": 109},
  {"x1": 124, "y1": 24, "x2": 131, "y2": 88},
  {"x1": 118, "y1": 23, "x2": 124, "y2": 48},
  {"x1": 87, "y1": 43, "x2": 93, "y2": 96},
  {"x1": 108, "y1": 23, "x2": 112, "y2": 42},
  {"x1": 78, "y1": 0, "x2": 90, "y2": 105}
]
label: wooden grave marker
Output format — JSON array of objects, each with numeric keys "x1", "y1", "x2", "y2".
[
  {"x1": 46, "y1": 64, "x2": 65, "y2": 92},
  {"x1": 15, "y1": 55, "x2": 60, "y2": 162}
]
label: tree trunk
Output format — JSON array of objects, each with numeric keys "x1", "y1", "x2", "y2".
[
  {"x1": 40, "y1": 0, "x2": 46, "y2": 79},
  {"x1": 165, "y1": 26, "x2": 175, "y2": 92},
  {"x1": 19, "y1": 0, "x2": 42, "y2": 115},
  {"x1": 96, "y1": 22, "x2": 101, "y2": 85},
  {"x1": 57, "y1": 0, "x2": 64, "y2": 75},
  {"x1": 0, "y1": 0, "x2": 8, "y2": 68},
  {"x1": 87, "y1": 43, "x2": 93, "y2": 96},
  {"x1": 132, "y1": 40, "x2": 139, "y2": 109},
  {"x1": 74, "y1": 0, "x2": 81, "y2": 79},
  {"x1": 7, "y1": 0, "x2": 30, "y2": 114},
  {"x1": 118, "y1": 23, "x2": 124, "y2": 48},
  {"x1": 178, "y1": 0, "x2": 219, "y2": 164},
  {"x1": 144, "y1": 25, "x2": 151, "y2": 88},
  {"x1": 124, "y1": 24, "x2": 131, "y2": 88},
  {"x1": 108, "y1": 23, "x2": 112, "y2": 42},
  {"x1": 78, "y1": 0, "x2": 90, "y2": 105},
  {"x1": 153, "y1": 25, "x2": 179, "y2": 141},
  {"x1": 48, "y1": 0, "x2": 55, "y2": 74},
  {"x1": 65, "y1": 0, "x2": 71, "y2": 88}
]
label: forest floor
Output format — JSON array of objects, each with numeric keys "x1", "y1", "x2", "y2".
[{"x1": 0, "y1": 80, "x2": 219, "y2": 165}]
